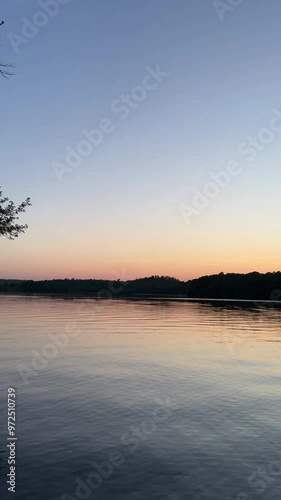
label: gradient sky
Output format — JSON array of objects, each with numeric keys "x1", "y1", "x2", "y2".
[{"x1": 1, "y1": 0, "x2": 281, "y2": 280}]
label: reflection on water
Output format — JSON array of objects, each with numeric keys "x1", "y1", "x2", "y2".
[{"x1": 1, "y1": 296, "x2": 281, "y2": 499}]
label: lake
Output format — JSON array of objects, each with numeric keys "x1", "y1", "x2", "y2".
[{"x1": 1, "y1": 295, "x2": 281, "y2": 499}]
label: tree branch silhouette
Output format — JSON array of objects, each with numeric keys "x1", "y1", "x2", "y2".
[
  {"x1": 0, "y1": 20, "x2": 14, "y2": 78},
  {"x1": 0, "y1": 188, "x2": 31, "y2": 239}
]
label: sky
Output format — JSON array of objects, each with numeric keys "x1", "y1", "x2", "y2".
[{"x1": 1, "y1": 0, "x2": 281, "y2": 280}]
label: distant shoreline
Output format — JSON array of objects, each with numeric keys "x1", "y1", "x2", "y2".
[{"x1": 1, "y1": 272, "x2": 281, "y2": 302}]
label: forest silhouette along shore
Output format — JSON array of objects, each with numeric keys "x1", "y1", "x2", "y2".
[{"x1": 1, "y1": 272, "x2": 281, "y2": 301}]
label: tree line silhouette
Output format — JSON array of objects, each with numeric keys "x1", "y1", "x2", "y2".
[{"x1": 1, "y1": 272, "x2": 281, "y2": 301}]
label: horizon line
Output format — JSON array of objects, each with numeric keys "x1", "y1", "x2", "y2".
[{"x1": 1, "y1": 270, "x2": 281, "y2": 283}]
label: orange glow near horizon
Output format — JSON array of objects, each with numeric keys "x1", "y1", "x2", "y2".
[
  {"x1": 1, "y1": 199, "x2": 281, "y2": 281},
  {"x1": 1, "y1": 232, "x2": 280, "y2": 281}
]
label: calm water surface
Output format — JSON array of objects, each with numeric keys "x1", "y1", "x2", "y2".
[{"x1": 1, "y1": 296, "x2": 281, "y2": 499}]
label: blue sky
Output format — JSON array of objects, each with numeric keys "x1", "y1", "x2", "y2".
[{"x1": 1, "y1": 0, "x2": 281, "y2": 279}]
